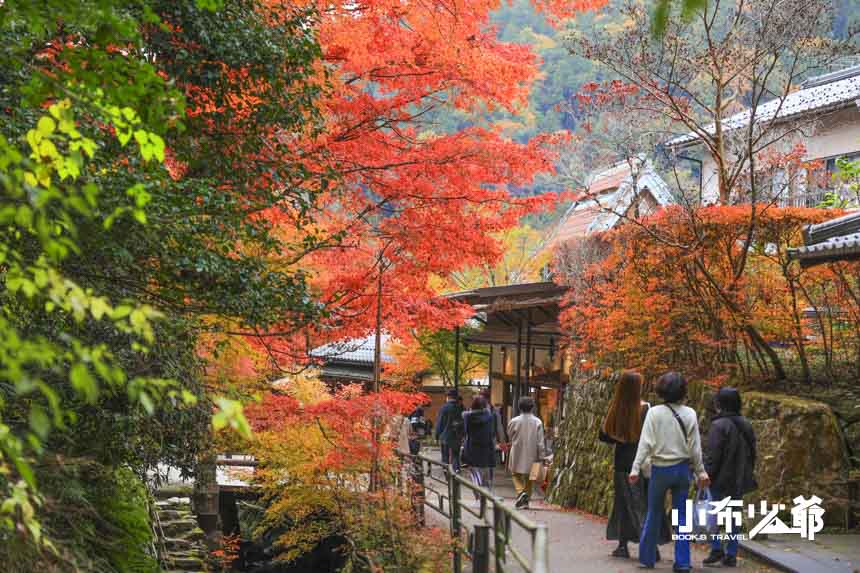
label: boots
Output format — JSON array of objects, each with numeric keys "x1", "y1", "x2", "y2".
[
  {"x1": 611, "y1": 543, "x2": 630, "y2": 558},
  {"x1": 703, "y1": 549, "x2": 725, "y2": 566}
]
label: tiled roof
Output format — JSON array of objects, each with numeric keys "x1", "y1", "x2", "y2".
[
  {"x1": 787, "y1": 211, "x2": 860, "y2": 266},
  {"x1": 789, "y1": 232, "x2": 860, "y2": 264},
  {"x1": 310, "y1": 334, "x2": 392, "y2": 365},
  {"x1": 548, "y1": 162, "x2": 674, "y2": 246},
  {"x1": 666, "y1": 66, "x2": 860, "y2": 148},
  {"x1": 589, "y1": 168, "x2": 674, "y2": 233}
]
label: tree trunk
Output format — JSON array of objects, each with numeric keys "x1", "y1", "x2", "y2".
[{"x1": 745, "y1": 324, "x2": 786, "y2": 380}]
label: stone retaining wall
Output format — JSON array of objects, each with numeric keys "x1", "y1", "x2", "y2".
[{"x1": 547, "y1": 372, "x2": 854, "y2": 527}]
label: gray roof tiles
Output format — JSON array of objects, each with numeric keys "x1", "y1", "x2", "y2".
[
  {"x1": 310, "y1": 334, "x2": 392, "y2": 365},
  {"x1": 666, "y1": 67, "x2": 860, "y2": 148},
  {"x1": 788, "y1": 211, "x2": 860, "y2": 265}
]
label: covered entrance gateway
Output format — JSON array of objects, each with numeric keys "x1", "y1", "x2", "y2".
[{"x1": 448, "y1": 281, "x2": 570, "y2": 441}]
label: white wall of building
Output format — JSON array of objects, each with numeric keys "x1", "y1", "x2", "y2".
[{"x1": 697, "y1": 106, "x2": 860, "y2": 204}]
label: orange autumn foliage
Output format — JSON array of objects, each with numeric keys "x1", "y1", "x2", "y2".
[
  {"x1": 560, "y1": 205, "x2": 860, "y2": 385},
  {"x1": 244, "y1": 383, "x2": 442, "y2": 567}
]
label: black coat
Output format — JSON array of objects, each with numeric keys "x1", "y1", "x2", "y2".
[
  {"x1": 705, "y1": 412, "x2": 757, "y2": 498},
  {"x1": 435, "y1": 400, "x2": 464, "y2": 446},
  {"x1": 462, "y1": 409, "x2": 496, "y2": 468}
]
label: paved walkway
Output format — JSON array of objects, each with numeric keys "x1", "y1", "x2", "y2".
[
  {"x1": 742, "y1": 534, "x2": 860, "y2": 573},
  {"x1": 424, "y1": 448, "x2": 774, "y2": 572}
]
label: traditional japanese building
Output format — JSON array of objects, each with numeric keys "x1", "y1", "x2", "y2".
[
  {"x1": 448, "y1": 282, "x2": 570, "y2": 439},
  {"x1": 542, "y1": 159, "x2": 674, "y2": 252},
  {"x1": 788, "y1": 210, "x2": 860, "y2": 265},
  {"x1": 666, "y1": 64, "x2": 860, "y2": 206},
  {"x1": 446, "y1": 160, "x2": 674, "y2": 439}
]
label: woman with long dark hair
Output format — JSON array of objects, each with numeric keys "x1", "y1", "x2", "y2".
[{"x1": 600, "y1": 371, "x2": 658, "y2": 559}]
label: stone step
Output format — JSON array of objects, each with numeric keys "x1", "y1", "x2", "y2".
[
  {"x1": 166, "y1": 554, "x2": 206, "y2": 571},
  {"x1": 176, "y1": 527, "x2": 206, "y2": 543},
  {"x1": 163, "y1": 537, "x2": 193, "y2": 551},
  {"x1": 160, "y1": 519, "x2": 199, "y2": 536},
  {"x1": 167, "y1": 548, "x2": 207, "y2": 560},
  {"x1": 156, "y1": 502, "x2": 191, "y2": 508},
  {"x1": 156, "y1": 496, "x2": 192, "y2": 506},
  {"x1": 156, "y1": 509, "x2": 185, "y2": 521}
]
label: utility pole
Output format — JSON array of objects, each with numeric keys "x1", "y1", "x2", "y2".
[
  {"x1": 454, "y1": 325, "x2": 461, "y2": 394},
  {"x1": 373, "y1": 247, "x2": 384, "y2": 393}
]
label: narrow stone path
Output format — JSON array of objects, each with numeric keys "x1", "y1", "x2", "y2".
[{"x1": 154, "y1": 496, "x2": 210, "y2": 572}]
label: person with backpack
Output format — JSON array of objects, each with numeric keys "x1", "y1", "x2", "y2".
[
  {"x1": 435, "y1": 389, "x2": 465, "y2": 472},
  {"x1": 480, "y1": 388, "x2": 507, "y2": 445},
  {"x1": 703, "y1": 387, "x2": 757, "y2": 568},
  {"x1": 407, "y1": 407, "x2": 428, "y2": 455},
  {"x1": 462, "y1": 395, "x2": 496, "y2": 494},
  {"x1": 630, "y1": 372, "x2": 709, "y2": 572}
]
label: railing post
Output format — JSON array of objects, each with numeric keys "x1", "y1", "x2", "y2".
[
  {"x1": 451, "y1": 471, "x2": 462, "y2": 572},
  {"x1": 409, "y1": 455, "x2": 426, "y2": 526},
  {"x1": 533, "y1": 524, "x2": 550, "y2": 573},
  {"x1": 472, "y1": 525, "x2": 491, "y2": 573},
  {"x1": 493, "y1": 501, "x2": 506, "y2": 570}
]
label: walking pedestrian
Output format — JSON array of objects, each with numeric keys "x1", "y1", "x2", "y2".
[
  {"x1": 507, "y1": 396, "x2": 547, "y2": 509},
  {"x1": 480, "y1": 388, "x2": 507, "y2": 483},
  {"x1": 599, "y1": 371, "x2": 667, "y2": 560},
  {"x1": 703, "y1": 387, "x2": 757, "y2": 568},
  {"x1": 462, "y1": 395, "x2": 496, "y2": 495},
  {"x1": 435, "y1": 389, "x2": 465, "y2": 472},
  {"x1": 630, "y1": 372, "x2": 709, "y2": 572},
  {"x1": 407, "y1": 407, "x2": 428, "y2": 455},
  {"x1": 481, "y1": 388, "x2": 508, "y2": 445}
]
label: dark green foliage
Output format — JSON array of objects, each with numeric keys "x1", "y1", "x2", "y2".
[
  {"x1": 0, "y1": 0, "x2": 325, "y2": 568},
  {"x1": 0, "y1": 466, "x2": 159, "y2": 572}
]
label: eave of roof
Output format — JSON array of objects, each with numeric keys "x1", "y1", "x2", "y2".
[
  {"x1": 788, "y1": 232, "x2": 860, "y2": 266},
  {"x1": 665, "y1": 69, "x2": 860, "y2": 150},
  {"x1": 787, "y1": 210, "x2": 860, "y2": 266},
  {"x1": 447, "y1": 281, "x2": 567, "y2": 304},
  {"x1": 804, "y1": 210, "x2": 860, "y2": 243},
  {"x1": 319, "y1": 364, "x2": 375, "y2": 382}
]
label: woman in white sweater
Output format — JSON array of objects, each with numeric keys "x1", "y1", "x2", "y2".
[{"x1": 629, "y1": 372, "x2": 710, "y2": 572}]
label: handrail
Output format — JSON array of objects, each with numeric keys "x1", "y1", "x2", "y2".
[{"x1": 397, "y1": 450, "x2": 550, "y2": 573}]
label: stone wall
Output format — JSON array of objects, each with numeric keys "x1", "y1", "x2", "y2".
[
  {"x1": 547, "y1": 374, "x2": 615, "y2": 515},
  {"x1": 548, "y1": 372, "x2": 854, "y2": 526}
]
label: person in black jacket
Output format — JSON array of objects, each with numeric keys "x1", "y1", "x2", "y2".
[
  {"x1": 703, "y1": 387, "x2": 757, "y2": 568},
  {"x1": 435, "y1": 389, "x2": 464, "y2": 472},
  {"x1": 463, "y1": 395, "x2": 496, "y2": 495}
]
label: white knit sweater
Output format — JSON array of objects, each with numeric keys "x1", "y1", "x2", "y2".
[{"x1": 631, "y1": 403, "x2": 706, "y2": 478}]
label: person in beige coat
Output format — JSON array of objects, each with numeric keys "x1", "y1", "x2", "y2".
[{"x1": 506, "y1": 396, "x2": 547, "y2": 509}]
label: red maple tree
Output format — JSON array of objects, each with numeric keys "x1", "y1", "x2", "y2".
[{"x1": 249, "y1": 0, "x2": 612, "y2": 367}]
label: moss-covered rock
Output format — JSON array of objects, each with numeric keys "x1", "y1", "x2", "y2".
[
  {"x1": 548, "y1": 374, "x2": 853, "y2": 527},
  {"x1": 741, "y1": 391, "x2": 851, "y2": 526}
]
